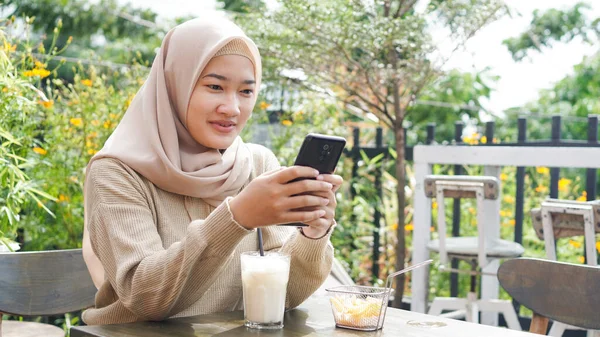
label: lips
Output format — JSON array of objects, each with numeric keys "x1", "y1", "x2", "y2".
[{"x1": 209, "y1": 120, "x2": 237, "y2": 133}]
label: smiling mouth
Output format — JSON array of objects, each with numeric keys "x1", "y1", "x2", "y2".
[{"x1": 211, "y1": 121, "x2": 236, "y2": 127}]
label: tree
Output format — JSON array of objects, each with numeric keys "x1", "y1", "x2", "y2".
[
  {"x1": 217, "y1": 0, "x2": 266, "y2": 13},
  {"x1": 503, "y1": 2, "x2": 598, "y2": 62},
  {"x1": 238, "y1": 0, "x2": 507, "y2": 306}
]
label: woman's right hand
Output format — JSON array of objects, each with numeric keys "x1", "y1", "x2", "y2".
[{"x1": 228, "y1": 166, "x2": 333, "y2": 229}]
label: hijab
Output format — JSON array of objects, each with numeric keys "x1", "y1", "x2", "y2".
[{"x1": 82, "y1": 16, "x2": 262, "y2": 288}]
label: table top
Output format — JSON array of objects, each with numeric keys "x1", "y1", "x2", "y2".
[{"x1": 71, "y1": 296, "x2": 538, "y2": 337}]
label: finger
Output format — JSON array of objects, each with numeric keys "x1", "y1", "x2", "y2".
[
  {"x1": 316, "y1": 174, "x2": 343, "y2": 192},
  {"x1": 279, "y1": 209, "x2": 326, "y2": 224},
  {"x1": 303, "y1": 217, "x2": 331, "y2": 230},
  {"x1": 286, "y1": 179, "x2": 333, "y2": 196},
  {"x1": 274, "y1": 166, "x2": 319, "y2": 184},
  {"x1": 284, "y1": 194, "x2": 330, "y2": 210}
]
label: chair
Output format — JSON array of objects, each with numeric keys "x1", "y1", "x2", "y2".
[
  {"x1": 424, "y1": 175, "x2": 523, "y2": 330},
  {"x1": 530, "y1": 199, "x2": 600, "y2": 337},
  {"x1": 498, "y1": 257, "x2": 600, "y2": 335},
  {"x1": 0, "y1": 249, "x2": 97, "y2": 337}
]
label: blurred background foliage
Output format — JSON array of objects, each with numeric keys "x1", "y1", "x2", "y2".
[{"x1": 1, "y1": 0, "x2": 599, "y2": 330}]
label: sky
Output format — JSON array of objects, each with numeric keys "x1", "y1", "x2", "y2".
[{"x1": 116, "y1": 0, "x2": 600, "y2": 115}]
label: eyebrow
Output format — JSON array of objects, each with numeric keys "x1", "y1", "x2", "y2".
[{"x1": 202, "y1": 73, "x2": 256, "y2": 85}]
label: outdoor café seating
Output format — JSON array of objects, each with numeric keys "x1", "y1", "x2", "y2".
[
  {"x1": 530, "y1": 199, "x2": 600, "y2": 337},
  {"x1": 498, "y1": 258, "x2": 600, "y2": 335},
  {"x1": 0, "y1": 249, "x2": 96, "y2": 337},
  {"x1": 424, "y1": 175, "x2": 523, "y2": 330}
]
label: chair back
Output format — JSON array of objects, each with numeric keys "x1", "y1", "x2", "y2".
[
  {"x1": 530, "y1": 199, "x2": 599, "y2": 265},
  {"x1": 0, "y1": 249, "x2": 96, "y2": 316},
  {"x1": 498, "y1": 258, "x2": 600, "y2": 332},
  {"x1": 424, "y1": 175, "x2": 499, "y2": 267}
]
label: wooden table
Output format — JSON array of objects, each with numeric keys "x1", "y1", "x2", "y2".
[{"x1": 71, "y1": 296, "x2": 539, "y2": 337}]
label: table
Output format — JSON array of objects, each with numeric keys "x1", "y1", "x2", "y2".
[{"x1": 71, "y1": 296, "x2": 539, "y2": 337}]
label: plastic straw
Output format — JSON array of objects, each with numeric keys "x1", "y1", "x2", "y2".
[{"x1": 257, "y1": 228, "x2": 265, "y2": 256}]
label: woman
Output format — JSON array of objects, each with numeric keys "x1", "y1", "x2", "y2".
[{"x1": 81, "y1": 15, "x2": 342, "y2": 325}]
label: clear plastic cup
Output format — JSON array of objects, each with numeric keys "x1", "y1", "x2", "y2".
[{"x1": 241, "y1": 251, "x2": 291, "y2": 329}]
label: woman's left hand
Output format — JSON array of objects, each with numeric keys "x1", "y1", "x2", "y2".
[{"x1": 301, "y1": 174, "x2": 343, "y2": 239}]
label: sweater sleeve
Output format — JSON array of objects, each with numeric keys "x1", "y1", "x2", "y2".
[
  {"x1": 86, "y1": 159, "x2": 253, "y2": 321},
  {"x1": 257, "y1": 146, "x2": 334, "y2": 308}
]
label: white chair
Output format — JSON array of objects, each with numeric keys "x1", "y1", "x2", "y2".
[
  {"x1": 424, "y1": 175, "x2": 523, "y2": 330},
  {"x1": 531, "y1": 199, "x2": 600, "y2": 337}
]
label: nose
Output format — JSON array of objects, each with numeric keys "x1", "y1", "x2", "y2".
[{"x1": 216, "y1": 93, "x2": 241, "y2": 116}]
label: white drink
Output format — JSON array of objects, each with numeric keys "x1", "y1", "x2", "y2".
[{"x1": 241, "y1": 251, "x2": 290, "y2": 329}]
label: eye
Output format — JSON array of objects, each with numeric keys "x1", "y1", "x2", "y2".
[
  {"x1": 207, "y1": 84, "x2": 222, "y2": 91},
  {"x1": 241, "y1": 89, "x2": 253, "y2": 95}
]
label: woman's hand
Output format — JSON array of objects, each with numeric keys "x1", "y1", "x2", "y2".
[
  {"x1": 301, "y1": 174, "x2": 343, "y2": 239},
  {"x1": 228, "y1": 166, "x2": 334, "y2": 229}
]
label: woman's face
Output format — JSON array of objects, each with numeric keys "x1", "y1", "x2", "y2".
[{"x1": 187, "y1": 54, "x2": 256, "y2": 150}]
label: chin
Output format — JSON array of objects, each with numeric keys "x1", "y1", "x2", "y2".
[{"x1": 206, "y1": 136, "x2": 237, "y2": 151}]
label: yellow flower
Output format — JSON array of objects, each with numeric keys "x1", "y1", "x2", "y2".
[
  {"x1": 70, "y1": 118, "x2": 83, "y2": 126},
  {"x1": 596, "y1": 242, "x2": 600, "y2": 254},
  {"x1": 404, "y1": 223, "x2": 414, "y2": 231},
  {"x1": 91, "y1": 120, "x2": 100, "y2": 126},
  {"x1": 86, "y1": 132, "x2": 98, "y2": 139},
  {"x1": 23, "y1": 68, "x2": 51, "y2": 78},
  {"x1": 259, "y1": 101, "x2": 271, "y2": 110},
  {"x1": 81, "y1": 79, "x2": 93, "y2": 87},
  {"x1": 58, "y1": 194, "x2": 70, "y2": 203},
  {"x1": 535, "y1": 185, "x2": 548, "y2": 193},
  {"x1": 431, "y1": 201, "x2": 438, "y2": 210},
  {"x1": 508, "y1": 219, "x2": 516, "y2": 226},
  {"x1": 391, "y1": 223, "x2": 398, "y2": 230},
  {"x1": 69, "y1": 176, "x2": 78, "y2": 183},
  {"x1": 480, "y1": 136, "x2": 487, "y2": 144},
  {"x1": 569, "y1": 239, "x2": 582, "y2": 249},
  {"x1": 109, "y1": 113, "x2": 118, "y2": 120},
  {"x1": 281, "y1": 120, "x2": 292, "y2": 126},
  {"x1": 2, "y1": 87, "x2": 8, "y2": 93},
  {"x1": 468, "y1": 207, "x2": 476, "y2": 215},
  {"x1": 3, "y1": 41, "x2": 16, "y2": 53},
  {"x1": 38, "y1": 100, "x2": 54, "y2": 108},
  {"x1": 558, "y1": 178, "x2": 571, "y2": 192},
  {"x1": 577, "y1": 256, "x2": 585, "y2": 264},
  {"x1": 87, "y1": 149, "x2": 98, "y2": 155},
  {"x1": 503, "y1": 196, "x2": 515, "y2": 204},
  {"x1": 33, "y1": 147, "x2": 47, "y2": 155},
  {"x1": 103, "y1": 120, "x2": 112, "y2": 129},
  {"x1": 500, "y1": 173, "x2": 508, "y2": 181},
  {"x1": 35, "y1": 61, "x2": 45, "y2": 68},
  {"x1": 536, "y1": 167, "x2": 550, "y2": 175},
  {"x1": 576, "y1": 191, "x2": 587, "y2": 202},
  {"x1": 430, "y1": 226, "x2": 435, "y2": 232}
]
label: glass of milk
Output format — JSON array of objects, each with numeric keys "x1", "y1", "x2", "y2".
[{"x1": 241, "y1": 251, "x2": 291, "y2": 329}]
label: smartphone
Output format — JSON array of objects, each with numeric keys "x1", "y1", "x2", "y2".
[
  {"x1": 281, "y1": 133, "x2": 346, "y2": 227},
  {"x1": 293, "y1": 133, "x2": 346, "y2": 176}
]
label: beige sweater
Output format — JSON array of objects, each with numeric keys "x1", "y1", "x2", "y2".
[{"x1": 82, "y1": 144, "x2": 334, "y2": 325}]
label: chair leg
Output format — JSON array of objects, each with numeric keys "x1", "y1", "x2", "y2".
[
  {"x1": 428, "y1": 297, "x2": 468, "y2": 316},
  {"x1": 548, "y1": 321, "x2": 566, "y2": 337},
  {"x1": 530, "y1": 313, "x2": 549, "y2": 335},
  {"x1": 477, "y1": 299, "x2": 522, "y2": 331},
  {"x1": 466, "y1": 292, "x2": 479, "y2": 324}
]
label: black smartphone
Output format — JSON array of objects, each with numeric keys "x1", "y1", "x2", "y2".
[
  {"x1": 280, "y1": 133, "x2": 346, "y2": 227},
  {"x1": 293, "y1": 133, "x2": 347, "y2": 175}
]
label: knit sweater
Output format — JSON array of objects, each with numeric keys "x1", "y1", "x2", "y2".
[{"x1": 82, "y1": 144, "x2": 334, "y2": 325}]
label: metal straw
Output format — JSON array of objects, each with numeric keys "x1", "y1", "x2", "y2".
[{"x1": 257, "y1": 228, "x2": 265, "y2": 256}]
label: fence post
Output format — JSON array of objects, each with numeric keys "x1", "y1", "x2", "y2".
[
  {"x1": 515, "y1": 118, "x2": 527, "y2": 245},
  {"x1": 349, "y1": 128, "x2": 360, "y2": 251},
  {"x1": 485, "y1": 121, "x2": 495, "y2": 144},
  {"x1": 426, "y1": 123, "x2": 436, "y2": 145},
  {"x1": 450, "y1": 121, "x2": 464, "y2": 297},
  {"x1": 372, "y1": 128, "x2": 383, "y2": 279},
  {"x1": 550, "y1": 116, "x2": 561, "y2": 198},
  {"x1": 585, "y1": 115, "x2": 598, "y2": 264}
]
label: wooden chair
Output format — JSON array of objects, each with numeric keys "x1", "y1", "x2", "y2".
[
  {"x1": 531, "y1": 199, "x2": 600, "y2": 337},
  {"x1": 424, "y1": 175, "x2": 523, "y2": 329},
  {"x1": 0, "y1": 249, "x2": 97, "y2": 337},
  {"x1": 498, "y1": 258, "x2": 600, "y2": 335}
]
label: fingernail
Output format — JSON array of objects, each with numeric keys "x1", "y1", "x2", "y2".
[
  {"x1": 319, "y1": 210, "x2": 326, "y2": 217},
  {"x1": 322, "y1": 198, "x2": 330, "y2": 205},
  {"x1": 316, "y1": 175, "x2": 324, "y2": 180},
  {"x1": 314, "y1": 170, "x2": 320, "y2": 176}
]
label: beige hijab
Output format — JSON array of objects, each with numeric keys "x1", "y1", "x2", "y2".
[{"x1": 82, "y1": 16, "x2": 262, "y2": 288}]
